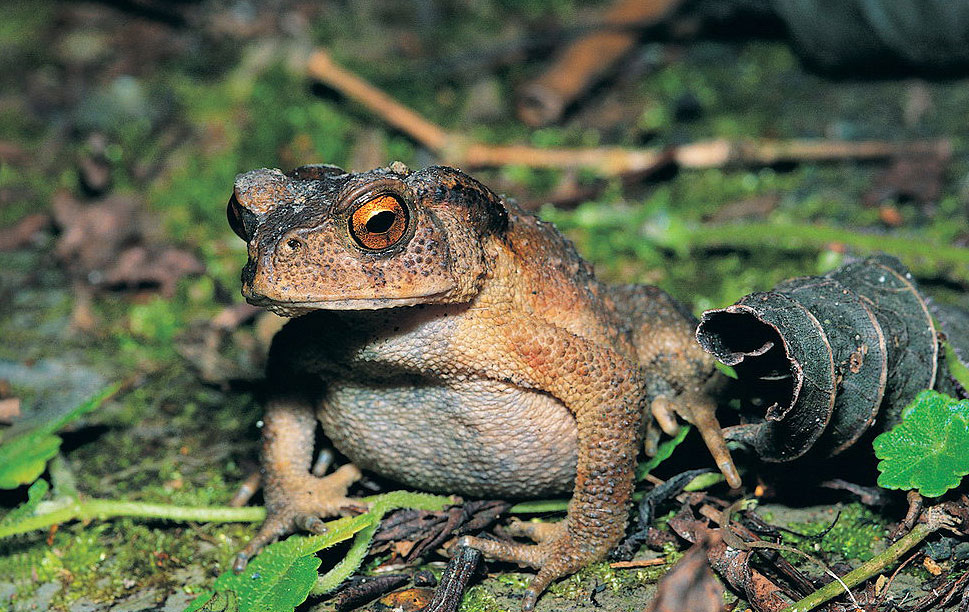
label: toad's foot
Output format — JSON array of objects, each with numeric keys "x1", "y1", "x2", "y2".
[
  {"x1": 651, "y1": 394, "x2": 741, "y2": 489},
  {"x1": 233, "y1": 463, "x2": 367, "y2": 572},
  {"x1": 459, "y1": 520, "x2": 593, "y2": 611}
]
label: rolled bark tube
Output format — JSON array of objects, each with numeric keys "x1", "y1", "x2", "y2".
[
  {"x1": 827, "y1": 254, "x2": 937, "y2": 430},
  {"x1": 697, "y1": 254, "x2": 938, "y2": 461},
  {"x1": 771, "y1": 277, "x2": 887, "y2": 455},
  {"x1": 698, "y1": 291, "x2": 836, "y2": 462}
]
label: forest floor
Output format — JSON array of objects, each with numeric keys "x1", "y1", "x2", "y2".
[{"x1": 1, "y1": 1, "x2": 968, "y2": 611}]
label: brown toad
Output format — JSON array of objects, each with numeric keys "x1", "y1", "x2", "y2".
[{"x1": 228, "y1": 163, "x2": 739, "y2": 610}]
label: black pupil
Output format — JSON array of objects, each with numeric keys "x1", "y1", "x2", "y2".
[
  {"x1": 287, "y1": 239, "x2": 301, "y2": 249},
  {"x1": 366, "y1": 210, "x2": 397, "y2": 234}
]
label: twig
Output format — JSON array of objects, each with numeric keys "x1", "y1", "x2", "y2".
[
  {"x1": 0, "y1": 498, "x2": 265, "y2": 540},
  {"x1": 516, "y1": 0, "x2": 683, "y2": 126},
  {"x1": 610, "y1": 558, "x2": 668, "y2": 569},
  {"x1": 422, "y1": 546, "x2": 482, "y2": 612},
  {"x1": 782, "y1": 506, "x2": 958, "y2": 612},
  {"x1": 871, "y1": 550, "x2": 922, "y2": 610},
  {"x1": 716, "y1": 500, "x2": 860, "y2": 609},
  {"x1": 305, "y1": 49, "x2": 951, "y2": 177}
]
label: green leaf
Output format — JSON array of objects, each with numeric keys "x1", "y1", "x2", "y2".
[
  {"x1": 0, "y1": 479, "x2": 49, "y2": 527},
  {"x1": 184, "y1": 491, "x2": 450, "y2": 612},
  {"x1": 0, "y1": 435, "x2": 62, "y2": 489},
  {"x1": 315, "y1": 490, "x2": 452, "y2": 595},
  {"x1": 185, "y1": 514, "x2": 371, "y2": 612},
  {"x1": 0, "y1": 384, "x2": 119, "y2": 489},
  {"x1": 873, "y1": 390, "x2": 969, "y2": 497},
  {"x1": 636, "y1": 425, "x2": 691, "y2": 481}
]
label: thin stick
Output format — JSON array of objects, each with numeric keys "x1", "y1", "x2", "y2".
[
  {"x1": 516, "y1": 0, "x2": 683, "y2": 126},
  {"x1": 610, "y1": 558, "x2": 668, "y2": 569},
  {"x1": 305, "y1": 49, "x2": 951, "y2": 176},
  {"x1": 782, "y1": 522, "x2": 934, "y2": 612},
  {"x1": 306, "y1": 51, "x2": 449, "y2": 153}
]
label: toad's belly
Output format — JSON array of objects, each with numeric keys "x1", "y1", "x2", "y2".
[{"x1": 317, "y1": 379, "x2": 578, "y2": 498}]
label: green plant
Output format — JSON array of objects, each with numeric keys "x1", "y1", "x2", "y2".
[
  {"x1": 0, "y1": 385, "x2": 119, "y2": 489},
  {"x1": 873, "y1": 390, "x2": 969, "y2": 497},
  {"x1": 184, "y1": 491, "x2": 451, "y2": 612}
]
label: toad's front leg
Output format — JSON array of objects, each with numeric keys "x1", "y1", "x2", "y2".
[
  {"x1": 458, "y1": 323, "x2": 644, "y2": 610},
  {"x1": 233, "y1": 390, "x2": 368, "y2": 572}
]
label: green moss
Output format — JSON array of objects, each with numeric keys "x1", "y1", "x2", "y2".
[
  {"x1": 546, "y1": 561, "x2": 639, "y2": 600},
  {"x1": 782, "y1": 503, "x2": 888, "y2": 562},
  {"x1": 459, "y1": 585, "x2": 505, "y2": 612}
]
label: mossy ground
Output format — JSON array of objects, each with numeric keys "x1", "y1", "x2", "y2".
[{"x1": 1, "y1": 1, "x2": 968, "y2": 610}]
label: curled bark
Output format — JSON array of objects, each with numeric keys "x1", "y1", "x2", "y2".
[{"x1": 697, "y1": 254, "x2": 939, "y2": 461}]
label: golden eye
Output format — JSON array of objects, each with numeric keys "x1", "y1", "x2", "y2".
[{"x1": 349, "y1": 195, "x2": 408, "y2": 251}]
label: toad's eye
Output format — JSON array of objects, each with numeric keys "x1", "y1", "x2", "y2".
[
  {"x1": 227, "y1": 194, "x2": 250, "y2": 241},
  {"x1": 348, "y1": 194, "x2": 409, "y2": 251}
]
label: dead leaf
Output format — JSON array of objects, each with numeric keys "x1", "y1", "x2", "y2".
[
  {"x1": 0, "y1": 398, "x2": 21, "y2": 425},
  {"x1": 0, "y1": 214, "x2": 50, "y2": 251},
  {"x1": 646, "y1": 532, "x2": 723, "y2": 612},
  {"x1": 0, "y1": 141, "x2": 27, "y2": 165},
  {"x1": 52, "y1": 190, "x2": 139, "y2": 273},
  {"x1": 667, "y1": 508, "x2": 793, "y2": 612},
  {"x1": 368, "y1": 587, "x2": 435, "y2": 612},
  {"x1": 211, "y1": 303, "x2": 262, "y2": 331},
  {"x1": 100, "y1": 245, "x2": 204, "y2": 297},
  {"x1": 864, "y1": 154, "x2": 948, "y2": 211},
  {"x1": 707, "y1": 193, "x2": 780, "y2": 223},
  {"x1": 51, "y1": 190, "x2": 203, "y2": 297}
]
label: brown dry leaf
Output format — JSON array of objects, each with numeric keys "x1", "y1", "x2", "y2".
[
  {"x1": 923, "y1": 556, "x2": 943, "y2": 576},
  {"x1": 646, "y1": 532, "x2": 723, "y2": 612},
  {"x1": 100, "y1": 245, "x2": 204, "y2": 297},
  {"x1": 367, "y1": 587, "x2": 435, "y2": 612},
  {"x1": 391, "y1": 540, "x2": 416, "y2": 558},
  {"x1": 0, "y1": 398, "x2": 21, "y2": 425},
  {"x1": 52, "y1": 190, "x2": 140, "y2": 273},
  {"x1": 0, "y1": 141, "x2": 27, "y2": 164},
  {"x1": 667, "y1": 508, "x2": 792, "y2": 612},
  {"x1": 51, "y1": 190, "x2": 203, "y2": 296},
  {"x1": 0, "y1": 214, "x2": 50, "y2": 251},
  {"x1": 211, "y1": 303, "x2": 262, "y2": 331},
  {"x1": 864, "y1": 154, "x2": 949, "y2": 211},
  {"x1": 707, "y1": 193, "x2": 781, "y2": 223}
]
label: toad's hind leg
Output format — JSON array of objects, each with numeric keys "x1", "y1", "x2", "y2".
[
  {"x1": 233, "y1": 391, "x2": 368, "y2": 572},
  {"x1": 611, "y1": 284, "x2": 741, "y2": 488}
]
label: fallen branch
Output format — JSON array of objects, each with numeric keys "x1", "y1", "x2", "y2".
[
  {"x1": 516, "y1": 0, "x2": 683, "y2": 126},
  {"x1": 305, "y1": 49, "x2": 951, "y2": 177},
  {"x1": 610, "y1": 557, "x2": 668, "y2": 569}
]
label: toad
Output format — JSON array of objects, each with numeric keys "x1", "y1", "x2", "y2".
[{"x1": 228, "y1": 163, "x2": 739, "y2": 610}]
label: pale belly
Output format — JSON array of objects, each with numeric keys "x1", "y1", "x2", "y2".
[{"x1": 316, "y1": 378, "x2": 578, "y2": 498}]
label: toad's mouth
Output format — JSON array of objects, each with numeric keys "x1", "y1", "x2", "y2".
[{"x1": 244, "y1": 291, "x2": 453, "y2": 312}]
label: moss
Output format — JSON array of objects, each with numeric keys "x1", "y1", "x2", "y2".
[
  {"x1": 547, "y1": 560, "x2": 646, "y2": 600},
  {"x1": 782, "y1": 503, "x2": 889, "y2": 562},
  {"x1": 459, "y1": 585, "x2": 506, "y2": 612}
]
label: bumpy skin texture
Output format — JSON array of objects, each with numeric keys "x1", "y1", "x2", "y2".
[{"x1": 228, "y1": 163, "x2": 739, "y2": 610}]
